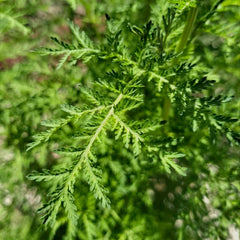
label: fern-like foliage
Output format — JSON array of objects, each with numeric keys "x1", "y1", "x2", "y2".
[
  {"x1": 0, "y1": 11, "x2": 29, "y2": 35},
  {"x1": 26, "y1": 3, "x2": 239, "y2": 238},
  {"x1": 27, "y1": 17, "x2": 185, "y2": 228},
  {"x1": 28, "y1": 72, "x2": 151, "y2": 227},
  {"x1": 37, "y1": 21, "x2": 99, "y2": 70}
]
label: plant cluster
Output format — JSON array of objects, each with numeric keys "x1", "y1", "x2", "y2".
[{"x1": 0, "y1": 0, "x2": 239, "y2": 239}]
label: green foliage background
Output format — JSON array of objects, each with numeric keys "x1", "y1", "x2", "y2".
[{"x1": 0, "y1": 0, "x2": 239, "y2": 239}]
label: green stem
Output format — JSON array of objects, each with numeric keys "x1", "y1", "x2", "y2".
[
  {"x1": 163, "y1": 96, "x2": 171, "y2": 121},
  {"x1": 162, "y1": 7, "x2": 198, "y2": 121},
  {"x1": 176, "y1": 7, "x2": 199, "y2": 53}
]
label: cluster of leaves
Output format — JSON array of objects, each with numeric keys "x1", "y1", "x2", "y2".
[{"x1": 0, "y1": 0, "x2": 239, "y2": 240}]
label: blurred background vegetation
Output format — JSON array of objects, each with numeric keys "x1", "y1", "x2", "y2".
[{"x1": 0, "y1": 0, "x2": 239, "y2": 239}]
